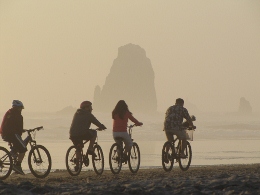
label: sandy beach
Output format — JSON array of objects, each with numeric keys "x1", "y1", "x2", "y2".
[{"x1": 0, "y1": 164, "x2": 259, "y2": 194}]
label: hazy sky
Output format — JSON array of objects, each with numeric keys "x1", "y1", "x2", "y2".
[{"x1": 1, "y1": 0, "x2": 260, "y2": 113}]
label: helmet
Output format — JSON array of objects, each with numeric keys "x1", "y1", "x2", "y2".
[
  {"x1": 12, "y1": 100, "x2": 24, "y2": 109},
  {"x1": 80, "y1": 101, "x2": 92, "y2": 108},
  {"x1": 191, "y1": 115, "x2": 196, "y2": 121}
]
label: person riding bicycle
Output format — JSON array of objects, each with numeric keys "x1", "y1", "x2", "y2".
[
  {"x1": 0, "y1": 100, "x2": 27, "y2": 175},
  {"x1": 69, "y1": 101, "x2": 106, "y2": 170},
  {"x1": 112, "y1": 100, "x2": 143, "y2": 163},
  {"x1": 163, "y1": 98, "x2": 195, "y2": 158}
]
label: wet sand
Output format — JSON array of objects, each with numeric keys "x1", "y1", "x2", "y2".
[{"x1": 1, "y1": 164, "x2": 260, "y2": 194}]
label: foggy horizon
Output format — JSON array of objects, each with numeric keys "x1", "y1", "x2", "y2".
[{"x1": 1, "y1": 1, "x2": 260, "y2": 114}]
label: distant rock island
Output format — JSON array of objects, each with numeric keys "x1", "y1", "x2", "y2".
[
  {"x1": 238, "y1": 97, "x2": 252, "y2": 114},
  {"x1": 93, "y1": 43, "x2": 157, "y2": 113},
  {"x1": 56, "y1": 106, "x2": 76, "y2": 115}
]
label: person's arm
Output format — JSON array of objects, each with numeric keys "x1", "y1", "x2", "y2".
[
  {"x1": 128, "y1": 112, "x2": 143, "y2": 126},
  {"x1": 90, "y1": 114, "x2": 106, "y2": 130},
  {"x1": 183, "y1": 109, "x2": 194, "y2": 128},
  {"x1": 165, "y1": 107, "x2": 172, "y2": 121}
]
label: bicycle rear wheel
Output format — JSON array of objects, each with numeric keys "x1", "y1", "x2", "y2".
[
  {"x1": 128, "y1": 142, "x2": 140, "y2": 173},
  {"x1": 66, "y1": 146, "x2": 82, "y2": 176},
  {"x1": 109, "y1": 143, "x2": 122, "y2": 174},
  {"x1": 0, "y1": 147, "x2": 13, "y2": 180},
  {"x1": 28, "y1": 145, "x2": 52, "y2": 178},
  {"x1": 178, "y1": 141, "x2": 192, "y2": 171},
  {"x1": 162, "y1": 141, "x2": 174, "y2": 172},
  {"x1": 92, "y1": 144, "x2": 104, "y2": 175}
]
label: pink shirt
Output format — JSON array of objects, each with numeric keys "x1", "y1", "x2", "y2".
[{"x1": 113, "y1": 111, "x2": 141, "y2": 132}]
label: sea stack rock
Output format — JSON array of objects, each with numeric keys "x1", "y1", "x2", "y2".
[
  {"x1": 93, "y1": 43, "x2": 157, "y2": 113},
  {"x1": 238, "y1": 97, "x2": 252, "y2": 114}
]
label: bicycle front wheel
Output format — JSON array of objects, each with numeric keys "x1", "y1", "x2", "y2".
[
  {"x1": 128, "y1": 142, "x2": 140, "y2": 173},
  {"x1": 109, "y1": 143, "x2": 122, "y2": 174},
  {"x1": 65, "y1": 146, "x2": 83, "y2": 176},
  {"x1": 28, "y1": 145, "x2": 52, "y2": 178},
  {"x1": 162, "y1": 141, "x2": 174, "y2": 172},
  {"x1": 178, "y1": 141, "x2": 192, "y2": 171},
  {"x1": 92, "y1": 144, "x2": 104, "y2": 175},
  {"x1": 0, "y1": 147, "x2": 13, "y2": 180}
]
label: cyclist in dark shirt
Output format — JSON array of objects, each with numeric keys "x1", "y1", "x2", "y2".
[
  {"x1": 69, "y1": 101, "x2": 106, "y2": 171},
  {"x1": 164, "y1": 98, "x2": 195, "y2": 157},
  {"x1": 0, "y1": 100, "x2": 27, "y2": 175}
]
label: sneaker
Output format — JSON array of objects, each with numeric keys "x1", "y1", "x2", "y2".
[
  {"x1": 164, "y1": 153, "x2": 169, "y2": 164},
  {"x1": 122, "y1": 153, "x2": 128, "y2": 164},
  {"x1": 12, "y1": 164, "x2": 25, "y2": 175},
  {"x1": 87, "y1": 149, "x2": 97, "y2": 158},
  {"x1": 74, "y1": 165, "x2": 79, "y2": 172}
]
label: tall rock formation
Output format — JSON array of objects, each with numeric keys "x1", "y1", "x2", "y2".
[
  {"x1": 93, "y1": 43, "x2": 157, "y2": 113},
  {"x1": 238, "y1": 97, "x2": 252, "y2": 114}
]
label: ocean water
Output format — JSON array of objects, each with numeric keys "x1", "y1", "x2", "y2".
[{"x1": 0, "y1": 111, "x2": 260, "y2": 171}]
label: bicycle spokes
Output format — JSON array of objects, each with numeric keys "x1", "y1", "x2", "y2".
[
  {"x1": 0, "y1": 147, "x2": 13, "y2": 180},
  {"x1": 162, "y1": 142, "x2": 174, "y2": 172},
  {"x1": 109, "y1": 143, "x2": 122, "y2": 174},
  {"x1": 178, "y1": 142, "x2": 192, "y2": 171},
  {"x1": 92, "y1": 145, "x2": 104, "y2": 175},
  {"x1": 128, "y1": 143, "x2": 140, "y2": 173},
  {"x1": 28, "y1": 145, "x2": 51, "y2": 178}
]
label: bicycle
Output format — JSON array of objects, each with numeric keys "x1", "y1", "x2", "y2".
[
  {"x1": 109, "y1": 124, "x2": 141, "y2": 174},
  {"x1": 1, "y1": 126, "x2": 52, "y2": 179},
  {"x1": 162, "y1": 126, "x2": 195, "y2": 172},
  {"x1": 66, "y1": 128, "x2": 105, "y2": 176},
  {"x1": 0, "y1": 146, "x2": 13, "y2": 180}
]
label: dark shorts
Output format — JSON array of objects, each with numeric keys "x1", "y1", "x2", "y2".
[
  {"x1": 165, "y1": 129, "x2": 186, "y2": 141},
  {"x1": 3, "y1": 134, "x2": 27, "y2": 153},
  {"x1": 70, "y1": 130, "x2": 97, "y2": 149}
]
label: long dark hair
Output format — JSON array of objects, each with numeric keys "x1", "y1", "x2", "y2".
[{"x1": 112, "y1": 100, "x2": 130, "y2": 119}]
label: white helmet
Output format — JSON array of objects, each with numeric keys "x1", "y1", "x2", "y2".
[{"x1": 12, "y1": 100, "x2": 24, "y2": 109}]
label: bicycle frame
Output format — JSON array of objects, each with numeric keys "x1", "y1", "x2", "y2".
[
  {"x1": 4, "y1": 126, "x2": 52, "y2": 178},
  {"x1": 9, "y1": 127, "x2": 43, "y2": 155},
  {"x1": 76, "y1": 128, "x2": 102, "y2": 167}
]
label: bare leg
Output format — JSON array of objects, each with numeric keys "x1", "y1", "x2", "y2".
[
  {"x1": 165, "y1": 132, "x2": 174, "y2": 153},
  {"x1": 124, "y1": 144, "x2": 131, "y2": 155},
  {"x1": 17, "y1": 153, "x2": 25, "y2": 164},
  {"x1": 88, "y1": 134, "x2": 97, "y2": 151},
  {"x1": 180, "y1": 139, "x2": 187, "y2": 155},
  {"x1": 76, "y1": 149, "x2": 81, "y2": 164}
]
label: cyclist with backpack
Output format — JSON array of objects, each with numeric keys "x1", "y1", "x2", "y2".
[{"x1": 0, "y1": 100, "x2": 27, "y2": 175}]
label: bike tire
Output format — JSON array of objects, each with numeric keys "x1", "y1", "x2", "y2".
[
  {"x1": 109, "y1": 143, "x2": 122, "y2": 174},
  {"x1": 0, "y1": 147, "x2": 13, "y2": 180},
  {"x1": 92, "y1": 144, "x2": 104, "y2": 175},
  {"x1": 28, "y1": 145, "x2": 52, "y2": 178},
  {"x1": 65, "y1": 146, "x2": 83, "y2": 176},
  {"x1": 162, "y1": 141, "x2": 174, "y2": 172},
  {"x1": 128, "y1": 142, "x2": 140, "y2": 173},
  {"x1": 178, "y1": 141, "x2": 192, "y2": 171}
]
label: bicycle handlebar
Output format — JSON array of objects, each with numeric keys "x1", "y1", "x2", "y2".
[
  {"x1": 24, "y1": 126, "x2": 44, "y2": 133},
  {"x1": 128, "y1": 124, "x2": 136, "y2": 128},
  {"x1": 187, "y1": 126, "x2": 196, "y2": 130},
  {"x1": 89, "y1": 127, "x2": 106, "y2": 131}
]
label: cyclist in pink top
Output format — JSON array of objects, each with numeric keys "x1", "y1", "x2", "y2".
[{"x1": 112, "y1": 100, "x2": 143, "y2": 161}]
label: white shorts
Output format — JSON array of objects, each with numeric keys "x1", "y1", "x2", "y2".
[{"x1": 113, "y1": 132, "x2": 133, "y2": 151}]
